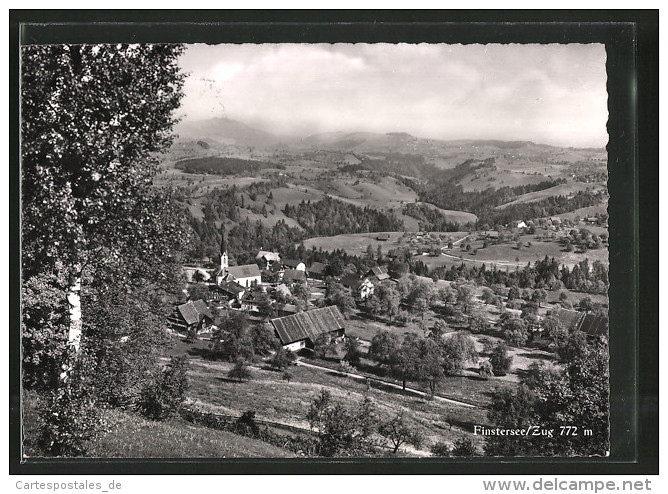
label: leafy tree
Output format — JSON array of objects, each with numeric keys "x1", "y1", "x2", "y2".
[
  {"x1": 484, "y1": 385, "x2": 538, "y2": 456},
  {"x1": 137, "y1": 356, "x2": 189, "y2": 421},
  {"x1": 313, "y1": 333, "x2": 337, "y2": 359},
  {"x1": 532, "y1": 288, "x2": 548, "y2": 308},
  {"x1": 211, "y1": 311, "x2": 253, "y2": 361},
  {"x1": 441, "y1": 331, "x2": 478, "y2": 375},
  {"x1": 343, "y1": 337, "x2": 362, "y2": 366},
  {"x1": 228, "y1": 359, "x2": 252, "y2": 383},
  {"x1": 282, "y1": 370, "x2": 293, "y2": 384},
  {"x1": 234, "y1": 410, "x2": 260, "y2": 437},
  {"x1": 468, "y1": 308, "x2": 491, "y2": 334},
  {"x1": 250, "y1": 322, "x2": 280, "y2": 356},
  {"x1": 21, "y1": 43, "x2": 186, "y2": 366},
  {"x1": 390, "y1": 334, "x2": 421, "y2": 390},
  {"x1": 270, "y1": 346, "x2": 295, "y2": 370},
  {"x1": 502, "y1": 316, "x2": 530, "y2": 347},
  {"x1": 507, "y1": 285, "x2": 521, "y2": 301},
  {"x1": 307, "y1": 390, "x2": 377, "y2": 456},
  {"x1": 368, "y1": 331, "x2": 400, "y2": 367},
  {"x1": 478, "y1": 360, "x2": 493, "y2": 379},
  {"x1": 325, "y1": 282, "x2": 356, "y2": 317},
  {"x1": 414, "y1": 338, "x2": 444, "y2": 399},
  {"x1": 378, "y1": 413, "x2": 424, "y2": 454},
  {"x1": 373, "y1": 281, "x2": 402, "y2": 322},
  {"x1": 489, "y1": 342, "x2": 513, "y2": 376}
]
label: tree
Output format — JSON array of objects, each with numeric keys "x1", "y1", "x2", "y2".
[
  {"x1": 137, "y1": 356, "x2": 189, "y2": 420},
  {"x1": 325, "y1": 282, "x2": 356, "y2": 317},
  {"x1": 484, "y1": 385, "x2": 538, "y2": 456},
  {"x1": 250, "y1": 323, "x2": 280, "y2": 356},
  {"x1": 478, "y1": 360, "x2": 493, "y2": 379},
  {"x1": 343, "y1": 337, "x2": 362, "y2": 366},
  {"x1": 431, "y1": 441, "x2": 452, "y2": 457},
  {"x1": 313, "y1": 333, "x2": 336, "y2": 359},
  {"x1": 390, "y1": 334, "x2": 421, "y2": 390},
  {"x1": 378, "y1": 413, "x2": 424, "y2": 454},
  {"x1": 441, "y1": 331, "x2": 478, "y2": 375},
  {"x1": 414, "y1": 338, "x2": 444, "y2": 399},
  {"x1": 22, "y1": 43, "x2": 186, "y2": 364},
  {"x1": 507, "y1": 285, "x2": 521, "y2": 301},
  {"x1": 489, "y1": 342, "x2": 513, "y2": 376},
  {"x1": 368, "y1": 331, "x2": 400, "y2": 368},
  {"x1": 532, "y1": 288, "x2": 548, "y2": 308},
  {"x1": 270, "y1": 347, "x2": 295, "y2": 370},
  {"x1": 468, "y1": 308, "x2": 491, "y2": 334},
  {"x1": 228, "y1": 359, "x2": 252, "y2": 383},
  {"x1": 211, "y1": 311, "x2": 253, "y2": 361},
  {"x1": 502, "y1": 316, "x2": 529, "y2": 347},
  {"x1": 373, "y1": 281, "x2": 401, "y2": 322}
]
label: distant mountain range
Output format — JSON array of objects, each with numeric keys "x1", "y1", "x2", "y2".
[{"x1": 173, "y1": 117, "x2": 606, "y2": 157}]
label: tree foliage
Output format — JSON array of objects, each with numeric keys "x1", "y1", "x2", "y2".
[{"x1": 137, "y1": 356, "x2": 189, "y2": 421}]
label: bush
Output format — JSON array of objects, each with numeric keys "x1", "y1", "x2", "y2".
[
  {"x1": 137, "y1": 356, "x2": 189, "y2": 421},
  {"x1": 430, "y1": 441, "x2": 452, "y2": 457},
  {"x1": 228, "y1": 359, "x2": 252, "y2": 383},
  {"x1": 451, "y1": 437, "x2": 478, "y2": 456},
  {"x1": 234, "y1": 410, "x2": 260, "y2": 437},
  {"x1": 38, "y1": 364, "x2": 106, "y2": 456},
  {"x1": 478, "y1": 360, "x2": 493, "y2": 379}
]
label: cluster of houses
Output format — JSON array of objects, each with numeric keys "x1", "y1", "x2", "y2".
[{"x1": 171, "y1": 228, "x2": 393, "y2": 351}]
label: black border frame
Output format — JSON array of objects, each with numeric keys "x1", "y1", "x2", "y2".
[{"x1": 9, "y1": 10, "x2": 658, "y2": 475}]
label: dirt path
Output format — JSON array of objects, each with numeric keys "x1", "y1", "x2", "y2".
[{"x1": 294, "y1": 359, "x2": 478, "y2": 409}]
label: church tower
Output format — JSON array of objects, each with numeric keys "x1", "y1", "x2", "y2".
[{"x1": 220, "y1": 223, "x2": 229, "y2": 272}]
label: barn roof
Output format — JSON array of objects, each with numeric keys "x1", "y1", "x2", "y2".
[
  {"x1": 177, "y1": 300, "x2": 213, "y2": 326},
  {"x1": 368, "y1": 265, "x2": 390, "y2": 280},
  {"x1": 308, "y1": 262, "x2": 328, "y2": 274},
  {"x1": 283, "y1": 259, "x2": 304, "y2": 268},
  {"x1": 256, "y1": 250, "x2": 281, "y2": 262},
  {"x1": 271, "y1": 306, "x2": 345, "y2": 345},
  {"x1": 275, "y1": 303, "x2": 299, "y2": 314},
  {"x1": 227, "y1": 264, "x2": 261, "y2": 279},
  {"x1": 577, "y1": 313, "x2": 608, "y2": 337},
  {"x1": 554, "y1": 308, "x2": 584, "y2": 330},
  {"x1": 283, "y1": 269, "x2": 307, "y2": 282},
  {"x1": 340, "y1": 273, "x2": 362, "y2": 289},
  {"x1": 218, "y1": 280, "x2": 245, "y2": 295}
]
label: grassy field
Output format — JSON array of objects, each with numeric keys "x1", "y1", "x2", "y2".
[
  {"x1": 497, "y1": 183, "x2": 605, "y2": 209},
  {"x1": 165, "y1": 345, "x2": 491, "y2": 455}
]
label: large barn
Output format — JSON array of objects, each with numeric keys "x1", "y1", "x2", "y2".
[{"x1": 270, "y1": 305, "x2": 346, "y2": 352}]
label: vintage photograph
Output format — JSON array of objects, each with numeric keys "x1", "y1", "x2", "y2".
[{"x1": 21, "y1": 42, "x2": 610, "y2": 459}]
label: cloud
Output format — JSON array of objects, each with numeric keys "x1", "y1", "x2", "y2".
[{"x1": 177, "y1": 43, "x2": 607, "y2": 147}]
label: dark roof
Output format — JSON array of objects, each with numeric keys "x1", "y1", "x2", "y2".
[
  {"x1": 376, "y1": 233, "x2": 391, "y2": 240},
  {"x1": 308, "y1": 262, "x2": 328, "y2": 274},
  {"x1": 218, "y1": 280, "x2": 245, "y2": 295},
  {"x1": 555, "y1": 308, "x2": 584, "y2": 330},
  {"x1": 367, "y1": 266, "x2": 390, "y2": 280},
  {"x1": 177, "y1": 300, "x2": 213, "y2": 326},
  {"x1": 340, "y1": 273, "x2": 362, "y2": 289},
  {"x1": 271, "y1": 306, "x2": 345, "y2": 345},
  {"x1": 227, "y1": 264, "x2": 261, "y2": 279},
  {"x1": 578, "y1": 313, "x2": 608, "y2": 336},
  {"x1": 283, "y1": 269, "x2": 307, "y2": 282},
  {"x1": 283, "y1": 259, "x2": 304, "y2": 268}
]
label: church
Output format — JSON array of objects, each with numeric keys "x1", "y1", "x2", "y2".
[{"x1": 215, "y1": 225, "x2": 262, "y2": 288}]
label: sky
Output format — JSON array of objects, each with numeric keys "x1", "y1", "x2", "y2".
[{"x1": 177, "y1": 43, "x2": 608, "y2": 148}]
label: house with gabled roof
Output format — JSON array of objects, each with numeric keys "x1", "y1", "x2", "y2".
[
  {"x1": 340, "y1": 273, "x2": 374, "y2": 300},
  {"x1": 282, "y1": 268, "x2": 307, "y2": 286},
  {"x1": 256, "y1": 250, "x2": 281, "y2": 269},
  {"x1": 307, "y1": 261, "x2": 328, "y2": 280},
  {"x1": 170, "y1": 299, "x2": 213, "y2": 337},
  {"x1": 283, "y1": 259, "x2": 306, "y2": 271},
  {"x1": 226, "y1": 264, "x2": 262, "y2": 288},
  {"x1": 366, "y1": 265, "x2": 390, "y2": 282},
  {"x1": 270, "y1": 305, "x2": 346, "y2": 352}
]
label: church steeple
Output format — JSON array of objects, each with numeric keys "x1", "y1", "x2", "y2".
[{"x1": 220, "y1": 223, "x2": 229, "y2": 272}]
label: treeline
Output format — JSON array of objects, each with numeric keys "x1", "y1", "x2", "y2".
[
  {"x1": 428, "y1": 256, "x2": 608, "y2": 295},
  {"x1": 282, "y1": 196, "x2": 404, "y2": 237},
  {"x1": 402, "y1": 203, "x2": 466, "y2": 231},
  {"x1": 175, "y1": 156, "x2": 284, "y2": 175}
]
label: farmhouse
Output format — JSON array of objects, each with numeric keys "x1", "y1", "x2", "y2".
[
  {"x1": 256, "y1": 250, "x2": 281, "y2": 269},
  {"x1": 366, "y1": 265, "x2": 390, "y2": 281},
  {"x1": 170, "y1": 299, "x2": 213, "y2": 336},
  {"x1": 214, "y1": 280, "x2": 246, "y2": 303},
  {"x1": 340, "y1": 274, "x2": 374, "y2": 300},
  {"x1": 307, "y1": 262, "x2": 328, "y2": 280},
  {"x1": 270, "y1": 305, "x2": 346, "y2": 351},
  {"x1": 554, "y1": 308, "x2": 608, "y2": 339},
  {"x1": 282, "y1": 259, "x2": 306, "y2": 271},
  {"x1": 282, "y1": 269, "x2": 307, "y2": 285},
  {"x1": 376, "y1": 233, "x2": 391, "y2": 241},
  {"x1": 275, "y1": 302, "x2": 299, "y2": 317}
]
